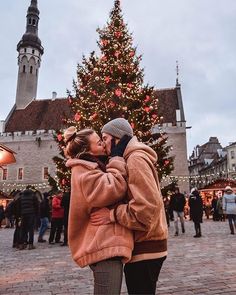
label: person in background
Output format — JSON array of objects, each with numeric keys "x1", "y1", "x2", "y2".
[
  {"x1": 211, "y1": 194, "x2": 219, "y2": 221},
  {"x1": 216, "y1": 190, "x2": 225, "y2": 222},
  {"x1": 18, "y1": 186, "x2": 39, "y2": 250},
  {"x1": 60, "y1": 190, "x2": 71, "y2": 246},
  {"x1": 0, "y1": 205, "x2": 5, "y2": 228},
  {"x1": 163, "y1": 195, "x2": 170, "y2": 227},
  {"x1": 169, "y1": 187, "x2": 186, "y2": 236},
  {"x1": 189, "y1": 188, "x2": 203, "y2": 238},
  {"x1": 38, "y1": 192, "x2": 50, "y2": 243},
  {"x1": 48, "y1": 191, "x2": 64, "y2": 244},
  {"x1": 223, "y1": 186, "x2": 236, "y2": 235}
]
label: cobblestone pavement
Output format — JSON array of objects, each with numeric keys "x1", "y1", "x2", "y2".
[{"x1": 0, "y1": 219, "x2": 235, "y2": 295}]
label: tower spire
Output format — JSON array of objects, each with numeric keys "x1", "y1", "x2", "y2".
[{"x1": 15, "y1": 0, "x2": 44, "y2": 109}]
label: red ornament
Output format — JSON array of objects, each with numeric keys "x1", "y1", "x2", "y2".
[
  {"x1": 92, "y1": 90, "x2": 97, "y2": 96},
  {"x1": 115, "y1": 89, "x2": 122, "y2": 97},
  {"x1": 57, "y1": 134, "x2": 63, "y2": 141},
  {"x1": 114, "y1": 51, "x2": 120, "y2": 58},
  {"x1": 101, "y1": 39, "x2": 108, "y2": 46},
  {"x1": 129, "y1": 51, "x2": 135, "y2": 57},
  {"x1": 101, "y1": 55, "x2": 107, "y2": 61},
  {"x1": 74, "y1": 112, "x2": 81, "y2": 121},
  {"x1": 61, "y1": 179, "x2": 66, "y2": 185},
  {"x1": 152, "y1": 114, "x2": 157, "y2": 119},
  {"x1": 105, "y1": 76, "x2": 110, "y2": 84},
  {"x1": 90, "y1": 113, "x2": 98, "y2": 120},
  {"x1": 144, "y1": 95, "x2": 151, "y2": 102},
  {"x1": 115, "y1": 31, "x2": 122, "y2": 38},
  {"x1": 127, "y1": 83, "x2": 133, "y2": 88},
  {"x1": 144, "y1": 106, "x2": 150, "y2": 112},
  {"x1": 164, "y1": 160, "x2": 170, "y2": 166}
]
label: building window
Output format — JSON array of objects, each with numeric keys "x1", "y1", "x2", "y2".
[
  {"x1": 33, "y1": 19, "x2": 36, "y2": 26},
  {"x1": 43, "y1": 167, "x2": 49, "y2": 180},
  {"x1": 24, "y1": 48, "x2": 27, "y2": 53},
  {"x1": 23, "y1": 65, "x2": 26, "y2": 73},
  {"x1": 18, "y1": 168, "x2": 23, "y2": 180},
  {"x1": 32, "y1": 49, "x2": 35, "y2": 54},
  {"x1": 232, "y1": 164, "x2": 236, "y2": 171},
  {"x1": 30, "y1": 66, "x2": 33, "y2": 74},
  {"x1": 231, "y1": 150, "x2": 235, "y2": 159},
  {"x1": 2, "y1": 168, "x2": 8, "y2": 180},
  {"x1": 29, "y1": 18, "x2": 32, "y2": 25}
]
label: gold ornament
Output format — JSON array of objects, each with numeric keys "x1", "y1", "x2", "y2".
[{"x1": 95, "y1": 76, "x2": 99, "y2": 81}]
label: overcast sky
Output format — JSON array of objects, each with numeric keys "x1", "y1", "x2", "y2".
[{"x1": 0, "y1": 0, "x2": 236, "y2": 155}]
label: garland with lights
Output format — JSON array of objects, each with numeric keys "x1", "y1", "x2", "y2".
[{"x1": 52, "y1": 0, "x2": 174, "y2": 190}]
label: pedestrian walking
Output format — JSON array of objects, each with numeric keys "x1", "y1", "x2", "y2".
[
  {"x1": 38, "y1": 192, "x2": 50, "y2": 243},
  {"x1": 189, "y1": 188, "x2": 203, "y2": 238},
  {"x1": 60, "y1": 190, "x2": 70, "y2": 246},
  {"x1": 64, "y1": 126, "x2": 133, "y2": 295},
  {"x1": 223, "y1": 186, "x2": 236, "y2": 235},
  {"x1": 91, "y1": 118, "x2": 168, "y2": 295},
  {"x1": 18, "y1": 186, "x2": 39, "y2": 250},
  {"x1": 216, "y1": 191, "x2": 225, "y2": 221},
  {"x1": 169, "y1": 187, "x2": 186, "y2": 236},
  {"x1": 48, "y1": 191, "x2": 64, "y2": 244}
]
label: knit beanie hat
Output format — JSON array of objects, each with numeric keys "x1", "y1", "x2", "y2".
[
  {"x1": 101, "y1": 118, "x2": 133, "y2": 139},
  {"x1": 64, "y1": 126, "x2": 77, "y2": 143}
]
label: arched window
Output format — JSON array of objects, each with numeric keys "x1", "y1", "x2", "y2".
[
  {"x1": 32, "y1": 19, "x2": 36, "y2": 26},
  {"x1": 29, "y1": 18, "x2": 32, "y2": 25},
  {"x1": 30, "y1": 66, "x2": 33, "y2": 74},
  {"x1": 32, "y1": 49, "x2": 35, "y2": 54},
  {"x1": 24, "y1": 48, "x2": 27, "y2": 53},
  {"x1": 23, "y1": 65, "x2": 26, "y2": 73}
]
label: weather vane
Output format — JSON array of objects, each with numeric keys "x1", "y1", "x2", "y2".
[{"x1": 176, "y1": 60, "x2": 180, "y2": 86}]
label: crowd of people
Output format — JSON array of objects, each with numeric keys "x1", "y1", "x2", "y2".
[
  {"x1": 0, "y1": 188, "x2": 70, "y2": 250},
  {"x1": 0, "y1": 117, "x2": 236, "y2": 295}
]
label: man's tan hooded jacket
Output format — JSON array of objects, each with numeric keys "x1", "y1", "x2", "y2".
[{"x1": 110, "y1": 137, "x2": 168, "y2": 263}]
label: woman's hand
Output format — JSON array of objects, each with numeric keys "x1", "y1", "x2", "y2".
[{"x1": 90, "y1": 207, "x2": 111, "y2": 225}]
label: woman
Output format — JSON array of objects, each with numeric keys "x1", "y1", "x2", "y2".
[
  {"x1": 189, "y1": 188, "x2": 203, "y2": 238},
  {"x1": 64, "y1": 126, "x2": 133, "y2": 295},
  {"x1": 223, "y1": 186, "x2": 236, "y2": 234}
]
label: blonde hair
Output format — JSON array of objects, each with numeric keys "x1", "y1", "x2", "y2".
[{"x1": 64, "y1": 127, "x2": 94, "y2": 158}]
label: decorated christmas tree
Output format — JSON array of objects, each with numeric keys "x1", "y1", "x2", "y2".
[{"x1": 51, "y1": 0, "x2": 174, "y2": 191}]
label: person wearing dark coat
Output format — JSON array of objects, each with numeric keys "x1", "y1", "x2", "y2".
[
  {"x1": 189, "y1": 188, "x2": 203, "y2": 238},
  {"x1": 18, "y1": 186, "x2": 39, "y2": 250},
  {"x1": 60, "y1": 191, "x2": 71, "y2": 246},
  {"x1": 0, "y1": 205, "x2": 5, "y2": 228},
  {"x1": 169, "y1": 187, "x2": 186, "y2": 236},
  {"x1": 38, "y1": 192, "x2": 50, "y2": 242}
]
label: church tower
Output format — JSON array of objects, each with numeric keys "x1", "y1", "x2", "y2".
[{"x1": 15, "y1": 0, "x2": 44, "y2": 109}]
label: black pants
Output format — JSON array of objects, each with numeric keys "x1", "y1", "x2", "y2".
[
  {"x1": 194, "y1": 222, "x2": 201, "y2": 235},
  {"x1": 63, "y1": 216, "x2": 68, "y2": 244},
  {"x1": 124, "y1": 256, "x2": 166, "y2": 295},
  {"x1": 20, "y1": 214, "x2": 35, "y2": 245},
  {"x1": 49, "y1": 218, "x2": 63, "y2": 243}
]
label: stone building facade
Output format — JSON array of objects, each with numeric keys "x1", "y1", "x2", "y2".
[{"x1": 0, "y1": 0, "x2": 189, "y2": 193}]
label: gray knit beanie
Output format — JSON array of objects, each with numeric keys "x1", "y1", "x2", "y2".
[{"x1": 101, "y1": 118, "x2": 133, "y2": 139}]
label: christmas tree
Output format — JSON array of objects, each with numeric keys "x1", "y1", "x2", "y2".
[{"x1": 52, "y1": 0, "x2": 174, "y2": 191}]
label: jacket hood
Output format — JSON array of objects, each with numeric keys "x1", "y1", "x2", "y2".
[
  {"x1": 66, "y1": 158, "x2": 98, "y2": 169},
  {"x1": 124, "y1": 137, "x2": 157, "y2": 164}
]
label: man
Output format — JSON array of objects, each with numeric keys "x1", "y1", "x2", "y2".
[
  {"x1": 169, "y1": 187, "x2": 186, "y2": 236},
  {"x1": 60, "y1": 190, "x2": 71, "y2": 246},
  {"x1": 18, "y1": 186, "x2": 39, "y2": 250},
  {"x1": 48, "y1": 191, "x2": 64, "y2": 244},
  {"x1": 91, "y1": 118, "x2": 168, "y2": 295}
]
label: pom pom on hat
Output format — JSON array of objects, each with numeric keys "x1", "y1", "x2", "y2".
[
  {"x1": 101, "y1": 118, "x2": 133, "y2": 139},
  {"x1": 224, "y1": 186, "x2": 233, "y2": 192},
  {"x1": 64, "y1": 126, "x2": 77, "y2": 143}
]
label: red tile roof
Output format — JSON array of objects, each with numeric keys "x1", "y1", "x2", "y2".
[
  {"x1": 5, "y1": 88, "x2": 179, "y2": 132},
  {"x1": 5, "y1": 98, "x2": 72, "y2": 132}
]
